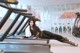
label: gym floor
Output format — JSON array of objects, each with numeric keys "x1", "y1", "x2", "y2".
[{"x1": 49, "y1": 33, "x2": 80, "y2": 53}]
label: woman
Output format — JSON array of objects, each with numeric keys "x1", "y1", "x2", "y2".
[{"x1": 28, "y1": 19, "x2": 78, "y2": 46}]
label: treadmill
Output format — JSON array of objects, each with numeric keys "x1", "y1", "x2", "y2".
[{"x1": 0, "y1": 0, "x2": 52, "y2": 53}]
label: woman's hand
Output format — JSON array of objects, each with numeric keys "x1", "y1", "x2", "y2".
[{"x1": 32, "y1": 37, "x2": 37, "y2": 39}]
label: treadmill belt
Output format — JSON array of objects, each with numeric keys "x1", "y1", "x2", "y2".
[{"x1": 0, "y1": 43, "x2": 51, "y2": 53}]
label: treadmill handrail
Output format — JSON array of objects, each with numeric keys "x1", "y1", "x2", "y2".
[
  {"x1": 15, "y1": 12, "x2": 32, "y2": 15},
  {"x1": 21, "y1": 13, "x2": 32, "y2": 16},
  {"x1": 0, "y1": 0, "x2": 18, "y2": 4},
  {"x1": 0, "y1": 3, "x2": 27, "y2": 12},
  {"x1": 27, "y1": 16, "x2": 41, "y2": 21}
]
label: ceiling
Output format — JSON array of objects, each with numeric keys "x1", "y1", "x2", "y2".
[
  {"x1": 17, "y1": 0, "x2": 80, "y2": 12},
  {"x1": 18, "y1": 0, "x2": 80, "y2": 6}
]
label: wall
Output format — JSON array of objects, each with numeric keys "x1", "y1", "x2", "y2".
[{"x1": 1, "y1": 2, "x2": 80, "y2": 34}]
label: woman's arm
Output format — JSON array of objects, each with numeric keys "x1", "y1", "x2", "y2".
[
  {"x1": 36, "y1": 32, "x2": 40, "y2": 38},
  {"x1": 35, "y1": 26, "x2": 42, "y2": 38}
]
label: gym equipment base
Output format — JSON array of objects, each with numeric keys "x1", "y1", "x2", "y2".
[
  {"x1": 0, "y1": 42, "x2": 52, "y2": 53},
  {"x1": 4, "y1": 38, "x2": 49, "y2": 45}
]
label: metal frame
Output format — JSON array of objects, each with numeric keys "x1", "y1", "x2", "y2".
[
  {"x1": 0, "y1": 13, "x2": 21, "y2": 41},
  {"x1": 11, "y1": 16, "x2": 26, "y2": 35},
  {"x1": 0, "y1": 3, "x2": 27, "y2": 29},
  {"x1": 72, "y1": 12, "x2": 80, "y2": 37},
  {"x1": 0, "y1": 10, "x2": 12, "y2": 29},
  {"x1": 17, "y1": 19, "x2": 30, "y2": 35}
]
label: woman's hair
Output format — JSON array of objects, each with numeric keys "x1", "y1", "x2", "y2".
[
  {"x1": 29, "y1": 19, "x2": 42, "y2": 38},
  {"x1": 29, "y1": 19, "x2": 36, "y2": 27}
]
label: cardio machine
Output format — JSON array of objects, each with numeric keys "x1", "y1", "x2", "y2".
[{"x1": 72, "y1": 12, "x2": 80, "y2": 38}]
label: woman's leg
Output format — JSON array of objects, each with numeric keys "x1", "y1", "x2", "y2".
[{"x1": 42, "y1": 30, "x2": 78, "y2": 46}]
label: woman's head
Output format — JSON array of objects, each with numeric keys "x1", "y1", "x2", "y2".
[{"x1": 29, "y1": 19, "x2": 36, "y2": 27}]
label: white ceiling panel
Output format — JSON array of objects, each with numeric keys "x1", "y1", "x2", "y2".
[{"x1": 18, "y1": 0, "x2": 80, "y2": 6}]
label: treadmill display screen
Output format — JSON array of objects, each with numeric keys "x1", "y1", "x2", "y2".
[
  {"x1": 0, "y1": 0, "x2": 18, "y2": 4},
  {"x1": 7, "y1": 0, "x2": 17, "y2": 3}
]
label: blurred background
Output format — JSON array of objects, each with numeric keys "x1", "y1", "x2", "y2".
[{"x1": 0, "y1": 0, "x2": 80, "y2": 34}]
